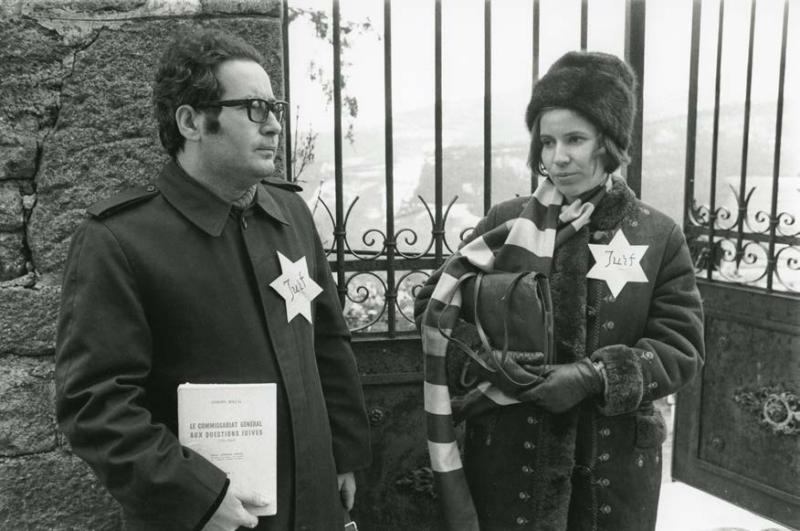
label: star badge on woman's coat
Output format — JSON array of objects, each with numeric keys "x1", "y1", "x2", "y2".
[
  {"x1": 587, "y1": 229, "x2": 649, "y2": 297},
  {"x1": 269, "y1": 251, "x2": 323, "y2": 323}
]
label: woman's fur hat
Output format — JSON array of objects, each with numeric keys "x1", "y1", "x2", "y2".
[{"x1": 525, "y1": 51, "x2": 638, "y2": 150}]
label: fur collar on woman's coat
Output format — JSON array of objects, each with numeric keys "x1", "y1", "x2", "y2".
[{"x1": 549, "y1": 175, "x2": 637, "y2": 365}]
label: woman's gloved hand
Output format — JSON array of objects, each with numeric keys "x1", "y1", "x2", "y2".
[
  {"x1": 465, "y1": 349, "x2": 545, "y2": 394},
  {"x1": 517, "y1": 358, "x2": 604, "y2": 413}
]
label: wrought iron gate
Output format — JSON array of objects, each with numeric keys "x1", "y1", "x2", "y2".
[
  {"x1": 282, "y1": 0, "x2": 798, "y2": 528},
  {"x1": 673, "y1": 0, "x2": 799, "y2": 528}
]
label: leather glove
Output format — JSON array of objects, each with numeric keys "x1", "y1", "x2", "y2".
[
  {"x1": 517, "y1": 358, "x2": 604, "y2": 413},
  {"x1": 465, "y1": 349, "x2": 545, "y2": 394}
]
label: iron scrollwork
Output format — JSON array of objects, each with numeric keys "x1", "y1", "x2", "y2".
[
  {"x1": 312, "y1": 189, "x2": 478, "y2": 333},
  {"x1": 687, "y1": 181, "x2": 800, "y2": 293},
  {"x1": 733, "y1": 385, "x2": 800, "y2": 436}
]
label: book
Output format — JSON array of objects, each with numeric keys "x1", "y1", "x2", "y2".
[{"x1": 177, "y1": 383, "x2": 277, "y2": 516}]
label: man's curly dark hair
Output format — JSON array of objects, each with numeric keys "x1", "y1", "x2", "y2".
[{"x1": 152, "y1": 28, "x2": 266, "y2": 157}]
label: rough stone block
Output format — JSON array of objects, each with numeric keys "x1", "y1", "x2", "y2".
[
  {"x1": 0, "y1": 231, "x2": 27, "y2": 281},
  {"x1": 0, "y1": 355, "x2": 57, "y2": 456},
  {"x1": 30, "y1": 17, "x2": 284, "y2": 275},
  {"x1": 0, "y1": 450, "x2": 122, "y2": 530},
  {"x1": 1, "y1": 0, "x2": 146, "y2": 19},
  {"x1": 200, "y1": 0, "x2": 280, "y2": 16},
  {"x1": 0, "y1": 183, "x2": 24, "y2": 230},
  {"x1": 0, "y1": 278, "x2": 59, "y2": 356},
  {"x1": 0, "y1": 125, "x2": 37, "y2": 181},
  {"x1": 0, "y1": 18, "x2": 72, "y2": 126}
]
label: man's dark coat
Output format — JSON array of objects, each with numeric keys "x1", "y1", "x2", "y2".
[{"x1": 55, "y1": 161, "x2": 371, "y2": 531}]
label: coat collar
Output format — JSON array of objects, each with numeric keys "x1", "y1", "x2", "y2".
[
  {"x1": 590, "y1": 174, "x2": 638, "y2": 230},
  {"x1": 156, "y1": 160, "x2": 289, "y2": 236}
]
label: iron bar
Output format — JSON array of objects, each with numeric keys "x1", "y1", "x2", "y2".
[
  {"x1": 581, "y1": 0, "x2": 588, "y2": 51},
  {"x1": 767, "y1": 0, "x2": 790, "y2": 291},
  {"x1": 434, "y1": 0, "x2": 444, "y2": 266},
  {"x1": 707, "y1": 0, "x2": 725, "y2": 281},
  {"x1": 532, "y1": 0, "x2": 540, "y2": 83},
  {"x1": 531, "y1": 0, "x2": 540, "y2": 194},
  {"x1": 281, "y1": 0, "x2": 293, "y2": 182},
  {"x1": 335, "y1": 257, "x2": 439, "y2": 273},
  {"x1": 734, "y1": 0, "x2": 757, "y2": 271},
  {"x1": 685, "y1": 225, "x2": 797, "y2": 248},
  {"x1": 684, "y1": 0, "x2": 702, "y2": 230},
  {"x1": 484, "y1": 0, "x2": 492, "y2": 214},
  {"x1": 624, "y1": 0, "x2": 645, "y2": 197},
  {"x1": 332, "y1": 0, "x2": 346, "y2": 306},
  {"x1": 384, "y1": 0, "x2": 397, "y2": 335}
]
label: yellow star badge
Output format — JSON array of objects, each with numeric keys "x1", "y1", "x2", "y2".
[
  {"x1": 587, "y1": 230, "x2": 649, "y2": 298},
  {"x1": 269, "y1": 251, "x2": 323, "y2": 323}
]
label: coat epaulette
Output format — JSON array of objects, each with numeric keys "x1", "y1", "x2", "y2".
[
  {"x1": 261, "y1": 177, "x2": 303, "y2": 192},
  {"x1": 86, "y1": 184, "x2": 160, "y2": 219}
]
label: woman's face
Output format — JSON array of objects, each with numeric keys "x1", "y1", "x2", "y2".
[{"x1": 539, "y1": 108, "x2": 607, "y2": 201}]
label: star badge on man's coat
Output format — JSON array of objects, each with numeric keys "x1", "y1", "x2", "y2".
[
  {"x1": 269, "y1": 251, "x2": 323, "y2": 323},
  {"x1": 587, "y1": 229, "x2": 649, "y2": 298}
]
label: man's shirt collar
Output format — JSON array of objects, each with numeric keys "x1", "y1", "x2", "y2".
[{"x1": 157, "y1": 160, "x2": 289, "y2": 236}]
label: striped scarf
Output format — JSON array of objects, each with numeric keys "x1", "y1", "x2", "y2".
[{"x1": 420, "y1": 176, "x2": 610, "y2": 530}]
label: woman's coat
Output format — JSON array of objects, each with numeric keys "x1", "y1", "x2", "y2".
[{"x1": 415, "y1": 176, "x2": 704, "y2": 530}]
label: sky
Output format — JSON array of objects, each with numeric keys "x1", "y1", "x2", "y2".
[{"x1": 288, "y1": 0, "x2": 798, "y2": 137}]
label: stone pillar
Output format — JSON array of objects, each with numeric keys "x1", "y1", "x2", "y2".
[{"x1": 0, "y1": 1, "x2": 282, "y2": 528}]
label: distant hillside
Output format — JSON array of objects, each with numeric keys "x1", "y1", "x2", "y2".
[{"x1": 295, "y1": 98, "x2": 798, "y2": 239}]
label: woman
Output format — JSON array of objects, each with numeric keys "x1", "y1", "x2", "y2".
[{"x1": 415, "y1": 51, "x2": 704, "y2": 531}]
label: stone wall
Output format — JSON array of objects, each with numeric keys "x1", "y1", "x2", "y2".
[{"x1": 0, "y1": 1, "x2": 284, "y2": 528}]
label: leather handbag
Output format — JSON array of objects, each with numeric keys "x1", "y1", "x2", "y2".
[{"x1": 439, "y1": 271, "x2": 555, "y2": 393}]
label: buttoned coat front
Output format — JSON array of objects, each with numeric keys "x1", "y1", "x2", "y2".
[
  {"x1": 414, "y1": 176, "x2": 704, "y2": 530},
  {"x1": 55, "y1": 161, "x2": 371, "y2": 531}
]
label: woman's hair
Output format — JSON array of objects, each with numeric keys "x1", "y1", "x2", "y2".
[
  {"x1": 152, "y1": 28, "x2": 266, "y2": 157},
  {"x1": 527, "y1": 110, "x2": 631, "y2": 176}
]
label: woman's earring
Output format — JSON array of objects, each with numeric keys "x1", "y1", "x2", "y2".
[{"x1": 539, "y1": 163, "x2": 549, "y2": 176}]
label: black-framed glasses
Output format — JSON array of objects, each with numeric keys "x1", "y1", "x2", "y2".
[{"x1": 199, "y1": 98, "x2": 288, "y2": 124}]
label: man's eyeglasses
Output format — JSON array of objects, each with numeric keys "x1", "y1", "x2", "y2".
[{"x1": 199, "y1": 99, "x2": 288, "y2": 124}]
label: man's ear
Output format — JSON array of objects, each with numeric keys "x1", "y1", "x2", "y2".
[{"x1": 175, "y1": 104, "x2": 203, "y2": 143}]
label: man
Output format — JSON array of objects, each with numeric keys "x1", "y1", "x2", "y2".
[{"x1": 55, "y1": 28, "x2": 371, "y2": 531}]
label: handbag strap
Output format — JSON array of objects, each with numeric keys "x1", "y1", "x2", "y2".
[
  {"x1": 435, "y1": 273, "x2": 498, "y2": 375},
  {"x1": 538, "y1": 275, "x2": 555, "y2": 365},
  {"x1": 473, "y1": 271, "x2": 556, "y2": 385}
]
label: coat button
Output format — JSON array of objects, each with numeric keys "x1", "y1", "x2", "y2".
[
  {"x1": 598, "y1": 453, "x2": 610, "y2": 462},
  {"x1": 521, "y1": 465, "x2": 533, "y2": 474},
  {"x1": 523, "y1": 441, "x2": 536, "y2": 450},
  {"x1": 603, "y1": 321, "x2": 615, "y2": 330},
  {"x1": 631, "y1": 220, "x2": 639, "y2": 227},
  {"x1": 600, "y1": 504, "x2": 612, "y2": 514},
  {"x1": 516, "y1": 516, "x2": 529, "y2": 525},
  {"x1": 649, "y1": 381, "x2": 658, "y2": 390},
  {"x1": 592, "y1": 231, "x2": 606, "y2": 241},
  {"x1": 599, "y1": 427, "x2": 611, "y2": 437},
  {"x1": 644, "y1": 351, "x2": 655, "y2": 360},
  {"x1": 146, "y1": 184, "x2": 156, "y2": 192},
  {"x1": 518, "y1": 491, "x2": 530, "y2": 500},
  {"x1": 598, "y1": 478, "x2": 611, "y2": 487},
  {"x1": 526, "y1": 416, "x2": 538, "y2": 425}
]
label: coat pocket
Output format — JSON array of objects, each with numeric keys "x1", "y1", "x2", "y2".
[{"x1": 634, "y1": 405, "x2": 667, "y2": 449}]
